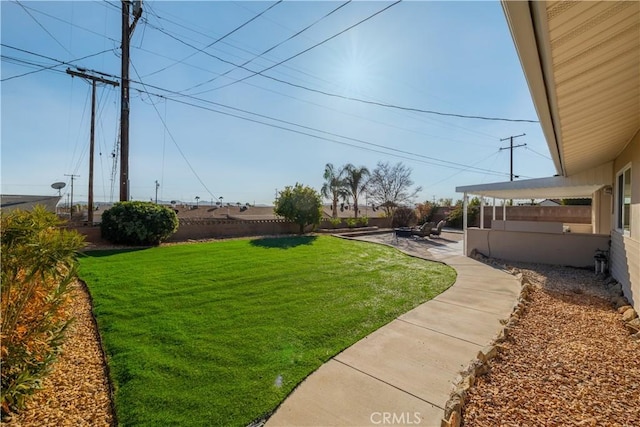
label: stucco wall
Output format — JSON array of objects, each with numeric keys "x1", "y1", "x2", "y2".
[
  {"x1": 466, "y1": 228, "x2": 610, "y2": 268},
  {"x1": 475, "y1": 205, "x2": 591, "y2": 228}
]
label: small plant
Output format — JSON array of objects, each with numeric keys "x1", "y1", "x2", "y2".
[
  {"x1": 329, "y1": 217, "x2": 342, "y2": 227},
  {"x1": 101, "y1": 201, "x2": 178, "y2": 245},
  {"x1": 1, "y1": 207, "x2": 85, "y2": 416},
  {"x1": 358, "y1": 216, "x2": 369, "y2": 226},
  {"x1": 346, "y1": 218, "x2": 358, "y2": 228}
]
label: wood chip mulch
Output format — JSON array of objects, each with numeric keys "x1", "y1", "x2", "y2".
[
  {"x1": 462, "y1": 265, "x2": 640, "y2": 427},
  {"x1": 5, "y1": 281, "x2": 114, "y2": 427}
]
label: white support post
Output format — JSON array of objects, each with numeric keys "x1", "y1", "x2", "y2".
[
  {"x1": 463, "y1": 192, "x2": 468, "y2": 256},
  {"x1": 480, "y1": 197, "x2": 485, "y2": 229},
  {"x1": 503, "y1": 201, "x2": 507, "y2": 221},
  {"x1": 492, "y1": 197, "x2": 496, "y2": 224}
]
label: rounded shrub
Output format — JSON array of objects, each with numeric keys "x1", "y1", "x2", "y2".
[
  {"x1": 101, "y1": 201, "x2": 178, "y2": 245},
  {"x1": 391, "y1": 206, "x2": 417, "y2": 228}
]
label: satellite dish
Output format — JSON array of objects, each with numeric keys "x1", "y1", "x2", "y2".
[{"x1": 51, "y1": 182, "x2": 66, "y2": 190}]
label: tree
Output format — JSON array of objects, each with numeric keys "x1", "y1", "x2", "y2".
[
  {"x1": 416, "y1": 200, "x2": 438, "y2": 224},
  {"x1": 438, "y1": 198, "x2": 453, "y2": 207},
  {"x1": 367, "y1": 162, "x2": 422, "y2": 217},
  {"x1": 447, "y1": 197, "x2": 481, "y2": 229},
  {"x1": 320, "y1": 163, "x2": 348, "y2": 218},
  {"x1": 343, "y1": 164, "x2": 370, "y2": 218},
  {"x1": 274, "y1": 183, "x2": 322, "y2": 234}
]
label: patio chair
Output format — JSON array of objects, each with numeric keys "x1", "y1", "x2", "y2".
[
  {"x1": 411, "y1": 222, "x2": 435, "y2": 237},
  {"x1": 430, "y1": 220, "x2": 447, "y2": 237}
]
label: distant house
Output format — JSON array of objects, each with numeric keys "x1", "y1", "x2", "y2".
[
  {"x1": 456, "y1": 1, "x2": 639, "y2": 311},
  {"x1": 0, "y1": 195, "x2": 61, "y2": 213}
]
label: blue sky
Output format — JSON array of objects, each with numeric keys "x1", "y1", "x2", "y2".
[{"x1": 1, "y1": 1, "x2": 556, "y2": 206}]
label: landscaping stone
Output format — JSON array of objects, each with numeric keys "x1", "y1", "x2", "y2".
[
  {"x1": 621, "y1": 308, "x2": 638, "y2": 322},
  {"x1": 617, "y1": 305, "x2": 633, "y2": 314}
]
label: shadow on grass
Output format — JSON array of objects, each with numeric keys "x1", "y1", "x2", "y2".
[
  {"x1": 250, "y1": 235, "x2": 317, "y2": 249},
  {"x1": 79, "y1": 247, "x2": 150, "y2": 258}
]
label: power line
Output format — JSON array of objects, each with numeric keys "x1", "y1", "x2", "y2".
[
  {"x1": 130, "y1": 60, "x2": 218, "y2": 201},
  {"x1": 48, "y1": 54, "x2": 513, "y2": 177},
  {"x1": 5, "y1": 44, "x2": 520, "y2": 180},
  {"x1": 1, "y1": 44, "x2": 113, "y2": 81},
  {"x1": 525, "y1": 146, "x2": 552, "y2": 161},
  {"x1": 211, "y1": 1, "x2": 401, "y2": 92},
  {"x1": 181, "y1": 1, "x2": 352, "y2": 93},
  {"x1": 144, "y1": 0, "x2": 283, "y2": 78},
  {"x1": 145, "y1": 19, "x2": 537, "y2": 124},
  {"x1": 128, "y1": 78, "x2": 510, "y2": 178},
  {"x1": 14, "y1": 0, "x2": 73, "y2": 55},
  {"x1": 12, "y1": 2, "x2": 120, "y2": 44}
]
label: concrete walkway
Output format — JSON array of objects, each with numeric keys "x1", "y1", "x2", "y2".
[{"x1": 266, "y1": 232, "x2": 521, "y2": 427}]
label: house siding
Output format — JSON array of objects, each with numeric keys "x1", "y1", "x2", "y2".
[
  {"x1": 611, "y1": 231, "x2": 640, "y2": 311},
  {"x1": 611, "y1": 130, "x2": 639, "y2": 311}
]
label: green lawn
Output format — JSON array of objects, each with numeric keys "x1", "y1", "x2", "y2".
[{"x1": 79, "y1": 235, "x2": 456, "y2": 426}]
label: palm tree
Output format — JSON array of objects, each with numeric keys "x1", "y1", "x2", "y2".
[
  {"x1": 321, "y1": 163, "x2": 348, "y2": 219},
  {"x1": 343, "y1": 164, "x2": 370, "y2": 219},
  {"x1": 195, "y1": 196, "x2": 200, "y2": 208}
]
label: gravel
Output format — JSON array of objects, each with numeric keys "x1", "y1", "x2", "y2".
[
  {"x1": 5, "y1": 281, "x2": 114, "y2": 427},
  {"x1": 462, "y1": 263, "x2": 640, "y2": 427}
]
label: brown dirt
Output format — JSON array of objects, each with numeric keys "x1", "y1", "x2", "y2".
[
  {"x1": 463, "y1": 265, "x2": 640, "y2": 427},
  {"x1": 5, "y1": 281, "x2": 113, "y2": 427}
]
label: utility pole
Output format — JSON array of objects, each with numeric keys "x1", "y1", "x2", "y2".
[
  {"x1": 155, "y1": 180, "x2": 160, "y2": 204},
  {"x1": 120, "y1": 0, "x2": 143, "y2": 202},
  {"x1": 499, "y1": 133, "x2": 526, "y2": 181},
  {"x1": 66, "y1": 69, "x2": 119, "y2": 223},
  {"x1": 64, "y1": 174, "x2": 79, "y2": 218}
]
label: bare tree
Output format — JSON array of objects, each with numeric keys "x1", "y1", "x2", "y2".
[{"x1": 368, "y1": 162, "x2": 422, "y2": 216}]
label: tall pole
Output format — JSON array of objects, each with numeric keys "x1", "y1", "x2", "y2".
[
  {"x1": 66, "y1": 69, "x2": 118, "y2": 222},
  {"x1": 155, "y1": 180, "x2": 159, "y2": 204},
  {"x1": 499, "y1": 133, "x2": 526, "y2": 181},
  {"x1": 64, "y1": 174, "x2": 79, "y2": 218},
  {"x1": 120, "y1": 0, "x2": 130, "y2": 202},
  {"x1": 89, "y1": 80, "x2": 96, "y2": 223},
  {"x1": 120, "y1": 1, "x2": 142, "y2": 202}
]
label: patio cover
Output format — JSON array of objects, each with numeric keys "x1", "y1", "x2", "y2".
[{"x1": 456, "y1": 162, "x2": 612, "y2": 200}]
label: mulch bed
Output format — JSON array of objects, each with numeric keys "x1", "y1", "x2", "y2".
[
  {"x1": 462, "y1": 264, "x2": 640, "y2": 426},
  {"x1": 4, "y1": 282, "x2": 113, "y2": 427}
]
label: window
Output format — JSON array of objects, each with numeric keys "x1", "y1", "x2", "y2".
[{"x1": 616, "y1": 166, "x2": 632, "y2": 234}]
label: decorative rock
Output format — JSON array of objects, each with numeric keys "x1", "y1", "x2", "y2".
[
  {"x1": 622, "y1": 308, "x2": 638, "y2": 322},
  {"x1": 618, "y1": 305, "x2": 633, "y2": 314},
  {"x1": 474, "y1": 363, "x2": 490, "y2": 376},
  {"x1": 441, "y1": 411, "x2": 460, "y2": 427},
  {"x1": 626, "y1": 317, "x2": 640, "y2": 332},
  {"x1": 443, "y1": 395, "x2": 462, "y2": 421}
]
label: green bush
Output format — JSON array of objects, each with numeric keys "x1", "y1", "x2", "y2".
[
  {"x1": 358, "y1": 216, "x2": 369, "y2": 226},
  {"x1": 391, "y1": 207, "x2": 417, "y2": 228},
  {"x1": 329, "y1": 217, "x2": 342, "y2": 227},
  {"x1": 101, "y1": 201, "x2": 178, "y2": 245},
  {"x1": 1, "y1": 207, "x2": 85, "y2": 416},
  {"x1": 346, "y1": 218, "x2": 358, "y2": 228}
]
